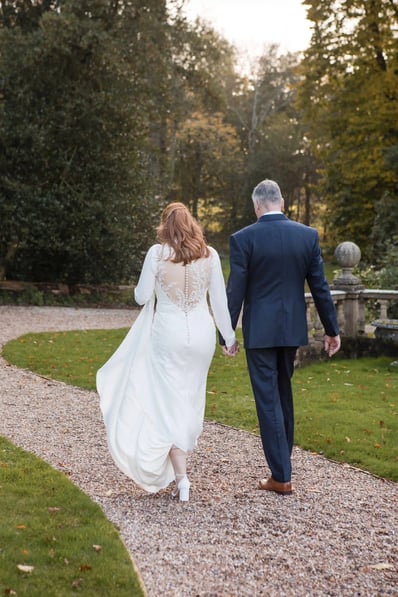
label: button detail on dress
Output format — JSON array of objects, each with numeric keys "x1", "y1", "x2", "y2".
[{"x1": 184, "y1": 264, "x2": 190, "y2": 344}]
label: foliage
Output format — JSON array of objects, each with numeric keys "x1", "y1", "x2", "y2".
[
  {"x1": 166, "y1": 17, "x2": 246, "y2": 238},
  {"x1": 3, "y1": 328, "x2": 398, "y2": 481},
  {"x1": 226, "y1": 45, "x2": 320, "y2": 227},
  {"x1": 360, "y1": 235, "x2": 398, "y2": 317},
  {"x1": 299, "y1": 0, "x2": 398, "y2": 257},
  {"x1": 172, "y1": 111, "x2": 244, "y2": 239},
  {"x1": 0, "y1": 286, "x2": 136, "y2": 307},
  {"x1": 0, "y1": 0, "x2": 60, "y2": 31},
  {"x1": 0, "y1": 2, "x2": 252, "y2": 283},
  {"x1": 370, "y1": 178, "x2": 398, "y2": 266},
  {"x1": 171, "y1": 17, "x2": 238, "y2": 117},
  {"x1": 6, "y1": 0, "x2": 397, "y2": 283},
  {"x1": 377, "y1": 237, "x2": 398, "y2": 293},
  {"x1": 0, "y1": 0, "x2": 172, "y2": 283},
  {"x1": 0, "y1": 436, "x2": 145, "y2": 595}
]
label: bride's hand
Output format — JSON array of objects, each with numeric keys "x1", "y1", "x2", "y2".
[{"x1": 222, "y1": 341, "x2": 239, "y2": 357}]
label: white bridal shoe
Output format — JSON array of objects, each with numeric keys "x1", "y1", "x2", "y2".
[{"x1": 172, "y1": 474, "x2": 190, "y2": 502}]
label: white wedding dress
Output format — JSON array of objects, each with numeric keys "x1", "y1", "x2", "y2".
[{"x1": 96, "y1": 244, "x2": 235, "y2": 493}]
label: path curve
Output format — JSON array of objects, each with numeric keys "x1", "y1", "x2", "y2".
[{"x1": 0, "y1": 306, "x2": 397, "y2": 596}]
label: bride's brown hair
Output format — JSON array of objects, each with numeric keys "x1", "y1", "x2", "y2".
[{"x1": 157, "y1": 202, "x2": 210, "y2": 265}]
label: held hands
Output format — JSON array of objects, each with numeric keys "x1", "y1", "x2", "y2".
[
  {"x1": 324, "y1": 334, "x2": 341, "y2": 357},
  {"x1": 222, "y1": 340, "x2": 240, "y2": 357}
]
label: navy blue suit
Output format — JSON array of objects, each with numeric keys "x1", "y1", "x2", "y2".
[{"x1": 227, "y1": 213, "x2": 339, "y2": 482}]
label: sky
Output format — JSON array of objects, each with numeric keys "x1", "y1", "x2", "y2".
[{"x1": 182, "y1": 0, "x2": 312, "y2": 58}]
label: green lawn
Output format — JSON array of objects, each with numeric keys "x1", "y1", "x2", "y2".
[
  {"x1": 0, "y1": 436, "x2": 145, "y2": 596},
  {"x1": 3, "y1": 328, "x2": 398, "y2": 482},
  {"x1": 208, "y1": 346, "x2": 398, "y2": 481}
]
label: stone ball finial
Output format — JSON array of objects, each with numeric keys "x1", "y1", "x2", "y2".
[
  {"x1": 334, "y1": 241, "x2": 361, "y2": 268},
  {"x1": 332, "y1": 241, "x2": 363, "y2": 289}
]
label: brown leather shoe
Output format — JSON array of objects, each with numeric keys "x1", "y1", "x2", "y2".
[{"x1": 258, "y1": 477, "x2": 293, "y2": 495}]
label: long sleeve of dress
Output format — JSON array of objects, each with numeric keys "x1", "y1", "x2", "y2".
[
  {"x1": 208, "y1": 247, "x2": 236, "y2": 348},
  {"x1": 134, "y1": 244, "x2": 159, "y2": 305}
]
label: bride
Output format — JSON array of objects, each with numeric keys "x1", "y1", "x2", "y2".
[{"x1": 97, "y1": 202, "x2": 238, "y2": 502}]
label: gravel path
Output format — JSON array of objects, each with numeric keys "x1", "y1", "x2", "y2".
[{"x1": 0, "y1": 305, "x2": 397, "y2": 596}]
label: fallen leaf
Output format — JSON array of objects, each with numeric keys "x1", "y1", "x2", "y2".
[
  {"x1": 92, "y1": 544, "x2": 102, "y2": 552},
  {"x1": 79, "y1": 564, "x2": 92, "y2": 572},
  {"x1": 345, "y1": 436, "x2": 351, "y2": 443},
  {"x1": 48, "y1": 507, "x2": 62, "y2": 513},
  {"x1": 17, "y1": 564, "x2": 34, "y2": 573},
  {"x1": 368, "y1": 562, "x2": 395, "y2": 571},
  {"x1": 4, "y1": 589, "x2": 17, "y2": 596},
  {"x1": 71, "y1": 578, "x2": 83, "y2": 589},
  {"x1": 64, "y1": 558, "x2": 70, "y2": 565},
  {"x1": 15, "y1": 525, "x2": 26, "y2": 530},
  {"x1": 374, "y1": 443, "x2": 381, "y2": 449}
]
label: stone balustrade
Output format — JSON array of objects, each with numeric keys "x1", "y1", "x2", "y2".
[
  {"x1": 298, "y1": 241, "x2": 398, "y2": 365},
  {"x1": 305, "y1": 288, "x2": 398, "y2": 340}
]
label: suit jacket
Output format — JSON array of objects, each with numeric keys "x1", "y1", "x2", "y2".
[{"x1": 227, "y1": 213, "x2": 339, "y2": 349}]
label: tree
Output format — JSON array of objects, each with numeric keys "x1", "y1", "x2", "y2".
[
  {"x1": 299, "y1": 0, "x2": 398, "y2": 257},
  {"x1": 163, "y1": 17, "x2": 240, "y2": 209},
  {"x1": 227, "y1": 45, "x2": 318, "y2": 226},
  {"x1": 0, "y1": 0, "x2": 60, "y2": 31},
  {"x1": 0, "y1": 0, "x2": 175, "y2": 282},
  {"x1": 173, "y1": 111, "x2": 243, "y2": 239}
]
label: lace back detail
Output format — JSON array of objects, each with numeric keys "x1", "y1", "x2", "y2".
[{"x1": 157, "y1": 257, "x2": 211, "y2": 312}]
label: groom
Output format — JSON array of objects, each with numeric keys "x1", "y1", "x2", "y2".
[{"x1": 224, "y1": 179, "x2": 340, "y2": 495}]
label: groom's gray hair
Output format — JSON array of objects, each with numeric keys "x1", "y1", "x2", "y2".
[{"x1": 252, "y1": 179, "x2": 282, "y2": 206}]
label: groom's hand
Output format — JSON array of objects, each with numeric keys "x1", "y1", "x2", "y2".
[
  {"x1": 222, "y1": 341, "x2": 240, "y2": 357},
  {"x1": 324, "y1": 334, "x2": 341, "y2": 357}
]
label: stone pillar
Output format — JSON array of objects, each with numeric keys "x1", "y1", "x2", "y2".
[
  {"x1": 378, "y1": 300, "x2": 389, "y2": 319},
  {"x1": 331, "y1": 241, "x2": 364, "y2": 337}
]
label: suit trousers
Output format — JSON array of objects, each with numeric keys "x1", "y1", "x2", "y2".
[{"x1": 245, "y1": 346, "x2": 297, "y2": 483}]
